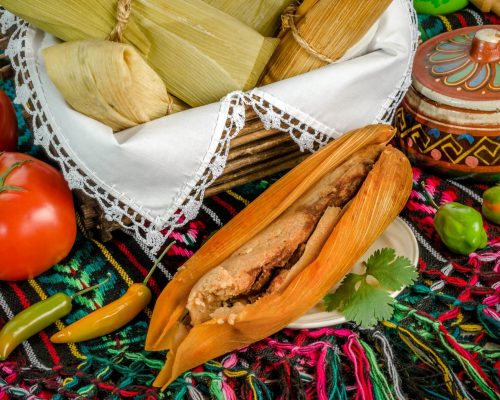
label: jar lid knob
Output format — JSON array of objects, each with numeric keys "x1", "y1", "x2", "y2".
[{"x1": 470, "y1": 28, "x2": 500, "y2": 63}]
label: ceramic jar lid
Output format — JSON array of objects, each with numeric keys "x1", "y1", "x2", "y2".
[{"x1": 412, "y1": 26, "x2": 500, "y2": 112}]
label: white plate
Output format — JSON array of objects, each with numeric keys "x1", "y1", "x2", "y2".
[{"x1": 287, "y1": 217, "x2": 419, "y2": 329}]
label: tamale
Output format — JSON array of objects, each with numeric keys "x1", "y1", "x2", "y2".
[
  {"x1": 1, "y1": 0, "x2": 279, "y2": 107},
  {"x1": 202, "y1": 0, "x2": 293, "y2": 36},
  {"x1": 260, "y1": 0, "x2": 393, "y2": 85},
  {"x1": 145, "y1": 125, "x2": 413, "y2": 387},
  {"x1": 43, "y1": 40, "x2": 186, "y2": 132},
  {"x1": 296, "y1": 0, "x2": 319, "y2": 18}
]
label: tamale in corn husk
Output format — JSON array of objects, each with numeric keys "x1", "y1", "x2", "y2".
[
  {"x1": 260, "y1": 0, "x2": 393, "y2": 85},
  {"x1": 145, "y1": 124, "x2": 413, "y2": 387},
  {"x1": 43, "y1": 40, "x2": 187, "y2": 132},
  {"x1": 0, "y1": 0, "x2": 279, "y2": 107},
  {"x1": 202, "y1": 0, "x2": 293, "y2": 36},
  {"x1": 296, "y1": 0, "x2": 319, "y2": 18}
]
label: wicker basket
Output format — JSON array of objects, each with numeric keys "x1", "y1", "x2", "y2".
[{"x1": 0, "y1": 0, "x2": 418, "y2": 246}]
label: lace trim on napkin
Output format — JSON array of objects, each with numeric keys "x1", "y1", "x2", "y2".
[{"x1": 0, "y1": 0, "x2": 418, "y2": 255}]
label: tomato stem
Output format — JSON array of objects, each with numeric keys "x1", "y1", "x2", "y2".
[
  {"x1": 0, "y1": 160, "x2": 31, "y2": 194},
  {"x1": 143, "y1": 241, "x2": 176, "y2": 285}
]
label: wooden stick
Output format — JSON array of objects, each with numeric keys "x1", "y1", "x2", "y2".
[
  {"x1": 213, "y1": 151, "x2": 308, "y2": 186},
  {"x1": 230, "y1": 128, "x2": 282, "y2": 148},
  {"x1": 206, "y1": 153, "x2": 308, "y2": 197},
  {"x1": 0, "y1": 55, "x2": 13, "y2": 80},
  {"x1": 227, "y1": 134, "x2": 293, "y2": 161},
  {"x1": 223, "y1": 143, "x2": 302, "y2": 174},
  {"x1": 237, "y1": 119, "x2": 269, "y2": 137},
  {"x1": 0, "y1": 36, "x2": 9, "y2": 51}
]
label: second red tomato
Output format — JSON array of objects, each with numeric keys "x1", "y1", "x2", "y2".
[{"x1": 0, "y1": 90, "x2": 18, "y2": 152}]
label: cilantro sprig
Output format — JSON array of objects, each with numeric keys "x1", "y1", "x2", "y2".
[{"x1": 323, "y1": 248, "x2": 418, "y2": 328}]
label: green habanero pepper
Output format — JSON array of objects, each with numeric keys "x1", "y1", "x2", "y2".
[
  {"x1": 482, "y1": 186, "x2": 500, "y2": 225},
  {"x1": 434, "y1": 202, "x2": 488, "y2": 255},
  {"x1": 0, "y1": 273, "x2": 111, "y2": 360}
]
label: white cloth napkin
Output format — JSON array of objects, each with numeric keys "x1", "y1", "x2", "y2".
[{"x1": 11, "y1": 0, "x2": 417, "y2": 250}]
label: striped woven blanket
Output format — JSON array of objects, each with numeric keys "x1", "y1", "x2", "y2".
[{"x1": 0, "y1": 4, "x2": 498, "y2": 400}]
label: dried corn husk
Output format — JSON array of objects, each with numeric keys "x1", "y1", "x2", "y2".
[
  {"x1": 43, "y1": 40, "x2": 186, "y2": 132},
  {"x1": 296, "y1": 0, "x2": 319, "y2": 18},
  {"x1": 261, "y1": 0, "x2": 393, "y2": 85},
  {"x1": 203, "y1": 0, "x2": 293, "y2": 36},
  {"x1": 1, "y1": 0, "x2": 279, "y2": 107},
  {"x1": 145, "y1": 124, "x2": 413, "y2": 387}
]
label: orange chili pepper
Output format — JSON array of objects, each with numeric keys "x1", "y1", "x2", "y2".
[{"x1": 50, "y1": 242, "x2": 174, "y2": 343}]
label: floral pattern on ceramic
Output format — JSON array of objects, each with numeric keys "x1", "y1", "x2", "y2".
[{"x1": 429, "y1": 32, "x2": 500, "y2": 92}]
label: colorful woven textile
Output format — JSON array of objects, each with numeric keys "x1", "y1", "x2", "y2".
[
  {"x1": 418, "y1": 3, "x2": 500, "y2": 41},
  {"x1": 0, "y1": 9, "x2": 499, "y2": 400}
]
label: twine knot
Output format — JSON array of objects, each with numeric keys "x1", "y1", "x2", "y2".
[
  {"x1": 108, "y1": 0, "x2": 132, "y2": 43},
  {"x1": 281, "y1": 3, "x2": 335, "y2": 64}
]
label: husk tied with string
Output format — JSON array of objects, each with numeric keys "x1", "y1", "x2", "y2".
[
  {"x1": 0, "y1": 0, "x2": 278, "y2": 107},
  {"x1": 261, "y1": 0, "x2": 394, "y2": 84},
  {"x1": 145, "y1": 124, "x2": 413, "y2": 388},
  {"x1": 202, "y1": 0, "x2": 294, "y2": 36},
  {"x1": 43, "y1": 40, "x2": 187, "y2": 132}
]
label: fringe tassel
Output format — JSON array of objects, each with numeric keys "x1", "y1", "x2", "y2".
[
  {"x1": 359, "y1": 339, "x2": 394, "y2": 400},
  {"x1": 385, "y1": 301, "x2": 500, "y2": 400}
]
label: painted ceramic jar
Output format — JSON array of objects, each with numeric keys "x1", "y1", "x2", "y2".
[{"x1": 395, "y1": 26, "x2": 500, "y2": 181}]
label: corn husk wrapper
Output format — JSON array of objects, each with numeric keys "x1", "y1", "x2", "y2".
[
  {"x1": 145, "y1": 124, "x2": 413, "y2": 387},
  {"x1": 202, "y1": 0, "x2": 293, "y2": 36},
  {"x1": 1, "y1": 0, "x2": 279, "y2": 107},
  {"x1": 261, "y1": 0, "x2": 393, "y2": 85},
  {"x1": 43, "y1": 40, "x2": 186, "y2": 132},
  {"x1": 296, "y1": 0, "x2": 319, "y2": 18}
]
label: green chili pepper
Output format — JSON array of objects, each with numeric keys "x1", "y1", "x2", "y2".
[
  {"x1": 434, "y1": 202, "x2": 488, "y2": 255},
  {"x1": 482, "y1": 186, "x2": 500, "y2": 225},
  {"x1": 0, "y1": 273, "x2": 111, "y2": 360}
]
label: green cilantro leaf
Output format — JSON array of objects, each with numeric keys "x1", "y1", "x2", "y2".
[
  {"x1": 342, "y1": 281, "x2": 395, "y2": 328},
  {"x1": 365, "y1": 248, "x2": 418, "y2": 291},
  {"x1": 324, "y1": 274, "x2": 363, "y2": 312},
  {"x1": 322, "y1": 247, "x2": 418, "y2": 328}
]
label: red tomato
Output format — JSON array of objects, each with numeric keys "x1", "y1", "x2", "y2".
[
  {"x1": 0, "y1": 90, "x2": 18, "y2": 152},
  {"x1": 0, "y1": 153, "x2": 76, "y2": 280}
]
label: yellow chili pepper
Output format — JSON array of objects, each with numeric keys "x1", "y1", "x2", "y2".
[{"x1": 50, "y1": 242, "x2": 174, "y2": 344}]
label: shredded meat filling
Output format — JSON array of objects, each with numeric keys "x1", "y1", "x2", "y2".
[{"x1": 187, "y1": 145, "x2": 384, "y2": 325}]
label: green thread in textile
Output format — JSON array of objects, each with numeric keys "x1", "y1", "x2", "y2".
[
  {"x1": 395, "y1": 326, "x2": 468, "y2": 400},
  {"x1": 191, "y1": 371, "x2": 224, "y2": 400},
  {"x1": 461, "y1": 343, "x2": 500, "y2": 360},
  {"x1": 388, "y1": 301, "x2": 500, "y2": 399},
  {"x1": 477, "y1": 304, "x2": 500, "y2": 339},
  {"x1": 422, "y1": 387, "x2": 455, "y2": 400},
  {"x1": 77, "y1": 383, "x2": 98, "y2": 397},
  {"x1": 359, "y1": 340, "x2": 395, "y2": 400},
  {"x1": 328, "y1": 346, "x2": 348, "y2": 400},
  {"x1": 436, "y1": 326, "x2": 499, "y2": 399}
]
